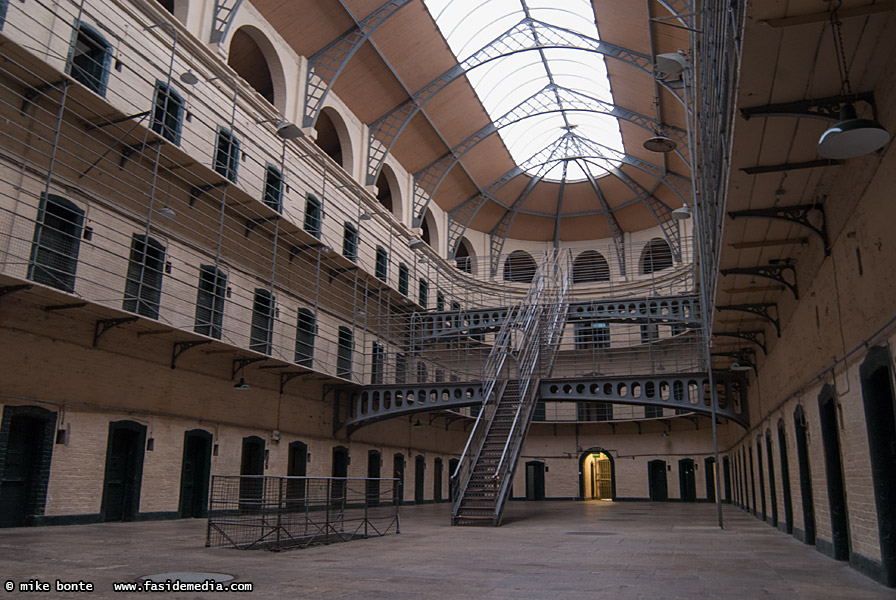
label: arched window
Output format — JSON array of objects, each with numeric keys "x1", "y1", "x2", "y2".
[
  {"x1": 398, "y1": 263, "x2": 409, "y2": 296},
  {"x1": 337, "y1": 326, "x2": 353, "y2": 378},
  {"x1": 572, "y1": 250, "x2": 610, "y2": 283},
  {"x1": 303, "y1": 194, "x2": 322, "y2": 239},
  {"x1": 69, "y1": 23, "x2": 112, "y2": 96},
  {"x1": 28, "y1": 194, "x2": 84, "y2": 292},
  {"x1": 503, "y1": 250, "x2": 537, "y2": 283},
  {"x1": 123, "y1": 234, "x2": 166, "y2": 319},
  {"x1": 263, "y1": 166, "x2": 283, "y2": 213},
  {"x1": 371, "y1": 342, "x2": 384, "y2": 384},
  {"x1": 195, "y1": 265, "x2": 226, "y2": 339},
  {"x1": 294, "y1": 309, "x2": 315, "y2": 367},
  {"x1": 151, "y1": 82, "x2": 184, "y2": 145},
  {"x1": 455, "y1": 237, "x2": 474, "y2": 274},
  {"x1": 640, "y1": 238, "x2": 673, "y2": 274},
  {"x1": 227, "y1": 27, "x2": 274, "y2": 106},
  {"x1": 342, "y1": 222, "x2": 358, "y2": 262},
  {"x1": 375, "y1": 246, "x2": 388, "y2": 282},
  {"x1": 250, "y1": 289, "x2": 274, "y2": 354}
]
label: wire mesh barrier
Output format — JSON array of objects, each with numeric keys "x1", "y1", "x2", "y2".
[{"x1": 206, "y1": 476, "x2": 400, "y2": 551}]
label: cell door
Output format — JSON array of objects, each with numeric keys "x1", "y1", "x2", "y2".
[
  {"x1": 0, "y1": 416, "x2": 45, "y2": 527},
  {"x1": 393, "y1": 454, "x2": 404, "y2": 506},
  {"x1": 433, "y1": 458, "x2": 443, "y2": 502},
  {"x1": 819, "y1": 386, "x2": 850, "y2": 560},
  {"x1": 286, "y1": 441, "x2": 307, "y2": 509},
  {"x1": 525, "y1": 461, "x2": 545, "y2": 501},
  {"x1": 448, "y1": 458, "x2": 459, "y2": 503},
  {"x1": 102, "y1": 421, "x2": 146, "y2": 522},
  {"x1": 648, "y1": 460, "x2": 667, "y2": 501},
  {"x1": 414, "y1": 455, "x2": 425, "y2": 504},
  {"x1": 794, "y1": 406, "x2": 816, "y2": 544},
  {"x1": 367, "y1": 450, "x2": 381, "y2": 507},
  {"x1": 679, "y1": 459, "x2": 696, "y2": 502},
  {"x1": 331, "y1": 446, "x2": 349, "y2": 506},
  {"x1": 239, "y1": 436, "x2": 265, "y2": 513},
  {"x1": 179, "y1": 430, "x2": 211, "y2": 518},
  {"x1": 596, "y1": 455, "x2": 612, "y2": 500}
]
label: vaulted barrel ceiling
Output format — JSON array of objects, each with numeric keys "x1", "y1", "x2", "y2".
[{"x1": 250, "y1": 0, "x2": 693, "y2": 254}]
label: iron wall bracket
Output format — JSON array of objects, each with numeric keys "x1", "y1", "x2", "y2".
[
  {"x1": 716, "y1": 303, "x2": 780, "y2": 337},
  {"x1": 713, "y1": 330, "x2": 767, "y2": 354},
  {"x1": 93, "y1": 317, "x2": 138, "y2": 347},
  {"x1": 728, "y1": 204, "x2": 829, "y2": 255},
  {"x1": 171, "y1": 340, "x2": 211, "y2": 369},
  {"x1": 720, "y1": 263, "x2": 799, "y2": 299}
]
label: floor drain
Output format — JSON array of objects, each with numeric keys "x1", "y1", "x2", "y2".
[{"x1": 140, "y1": 573, "x2": 234, "y2": 583}]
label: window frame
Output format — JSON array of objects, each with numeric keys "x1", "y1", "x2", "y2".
[
  {"x1": 303, "y1": 194, "x2": 322, "y2": 239},
  {"x1": 337, "y1": 326, "x2": 353, "y2": 379},
  {"x1": 418, "y1": 278, "x2": 428, "y2": 308},
  {"x1": 151, "y1": 80, "x2": 185, "y2": 145},
  {"x1": 68, "y1": 21, "x2": 113, "y2": 96},
  {"x1": 28, "y1": 194, "x2": 84, "y2": 293},
  {"x1": 213, "y1": 126, "x2": 240, "y2": 183},
  {"x1": 398, "y1": 262, "x2": 409, "y2": 296},
  {"x1": 194, "y1": 265, "x2": 226, "y2": 339},
  {"x1": 342, "y1": 222, "x2": 358, "y2": 262},
  {"x1": 123, "y1": 233, "x2": 166, "y2": 319},
  {"x1": 294, "y1": 308, "x2": 316, "y2": 367},
  {"x1": 375, "y1": 246, "x2": 388, "y2": 282},
  {"x1": 262, "y1": 164, "x2": 284, "y2": 213},
  {"x1": 249, "y1": 288, "x2": 275, "y2": 354},
  {"x1": 574, "y1": 321, "x2": 610, "y2": 350}
]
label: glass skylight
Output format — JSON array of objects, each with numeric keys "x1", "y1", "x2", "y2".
[{"x1": 423, "y1": 0, "x2": 625, "y2": 182}]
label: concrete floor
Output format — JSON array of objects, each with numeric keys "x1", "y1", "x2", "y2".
[{"x1": 0, "y1": 502, "x2": 894, "y2": 599}]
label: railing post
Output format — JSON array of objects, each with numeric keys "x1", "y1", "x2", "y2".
[{"x1": 276, "y1": 477, "x2": 283, "y2": 549}]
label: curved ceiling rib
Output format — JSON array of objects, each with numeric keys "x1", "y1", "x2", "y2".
[
  {"x1": 365, "y1": 15, "x2": 685, "y2": 185},
  {"x1": 302, "y1": 0, "x2": 413, "y2": 128},
  {"x1": 410, "y1": 83, "x2": 689, "y2": 227}
]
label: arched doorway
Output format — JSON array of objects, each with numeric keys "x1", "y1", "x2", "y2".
[
  {"x1": 367, "y1": 450, "x2": 381, "y2": 507},
  {"x1": 315, "y1": 108, "x2": 351, "y2": 169},
  {"x1": 179, "y1": 429, "x2": 211, "y2": 518},
  {"x1": 793, "y1": 405, "x2": 816, "y2": 544},
  {"x1": 331, "y1": 446, "x2": 349, "y2": 508},
  {"x1": 102, "y1": 420, "x2": 147, "y2": 521},
  {"x1": 818, "y1": 384, "x2": 850, "y2": 560},
  {"x1": 579, "y1": 449, "x2": 614, "y2": 500},
  {"x1": 704, "y1": 457, "x2": 716, "y2": 503},
  {"x1": 860, "y1": 346, "x2": 896, "y2": 586},
  {"x1": 393, "y1": 453, "x2": 405, "y2": 506},
  {"x1": 227, "y1": 26, "x2": 284, "y2": 111},
  {"x1": 239, "y1": 435, "x2": 265, "y2": 513},
  {"x1": 722, "y1": 455, "x2": 732, "y2": 503},
  {"x1": 778, "y1": 420, "x2": 794, "y2": 534},
  {"x1": 525, "y1": 461, "x2": 546, "y2": 501},
  {"x1": 647, "y1": 460, "x2": 668, "y2": 501},
  {"x1": 766, "y1": 431, "x2": 778, "y2": 528},
  {"x1": 756, "y1": 437, "x2": 767, "y2": 522},
  {"x1": 414, "y1": 455, "x2": 425, "y2": 504},
  {"x1": 433, "y1": 458, "x2": 443, "y2": 502},
  {"x1": 286, "y1": 441, "x2": 307, "y2": 508},
  {"x1": 679, "y1": 458, "x2": 696, "y2": 502},
  {"x1": 454, "y1": 237, "x2": 474, "y2": 273},
  {"x1": 0, "y1": 406, "x2": 56, "y2": 527}
]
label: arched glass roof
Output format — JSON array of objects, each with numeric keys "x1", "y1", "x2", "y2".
[{"x1": 422, "y1": 0, "x2": 625, "y2": 182}]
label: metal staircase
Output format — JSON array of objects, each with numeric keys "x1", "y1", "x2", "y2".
[{"x1": 451, "y1": 251, "x2": 570, "y2": 526}]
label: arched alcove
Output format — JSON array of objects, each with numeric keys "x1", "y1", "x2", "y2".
[
  {"x1": 375, "y1": 167, "x2": 395, "y2": 217},
  {"x1": 572, "y1": 250, "x2": 610, "y2": 283},
  {"x1": 640, "y1": 238, "x2": 674, "y2": 274},
  {"x1": 227, "y1": 25, "x2": 286, "y2": 112},
  {"x1": 455, "y1": 237, "x2": 474, "y2": 274},
  {"x1": 420, "y1": 209, "x2": 439, "y2": 254},
  {"x1": 155, "y1": 0, "x2": 188, "y2": 23},
  {"x1": 314, "y1": 107, "x2": 354, "y2": 173},
  {"x1": 503, "y1": 250, "x2": 537, "y2": 283}
]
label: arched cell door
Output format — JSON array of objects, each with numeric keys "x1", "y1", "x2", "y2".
[
  {"x1": 102, "y1": 421, "x2": 147, "y2": 522},
  {"x1": 0, "y1": 406, "x2": 56, "y2": 527},
  {"x1": 818, "y1": 385, "x2": 850, "y2": 560},
  {"x1": 679, "y1": 459, "x2": 696, "y2": 502},
  {"x1": 778, "y1": 420, "x2": 794, "y2": 534},
  {"x1": 859, "y1": 346, "x2": 896, "y2": 586},
  {"x1": 648, "y1": 460, "x2": 668, "y2": 501},
  {"x1": 793, "y1": 405, "x2": 816, "y2": 544},
  {"x1": 179, "y1": 429, "x2": 212, "y2": 518}
]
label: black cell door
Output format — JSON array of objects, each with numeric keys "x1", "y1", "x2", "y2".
[
  {"x1": 648, "y1": 460, "x2": 668, "y2": 501},
  {"x1": 393, "y1": 454, "x2": 404, "y2": 505},
  {"x1": 239, "y1": 436, "x2": 265, "y2": 512},
  {"x1": 704, "y1": 457, "x2": 716, "y2": 503},
  {"x1": 367, "y1": 450, "x2": 381, "y2": 506},
  {"x1": 794, "y1": 406, "x2": 816, "y2": 544},
  {"x1": 766, "y1": 433, "x2": 778, "y2": 528},
  {"x1": 525, "y1": 461, "x2": 545, "y2": 501},
  {"x1": 723, "y1": 456, "x2": 732, "y2": 503},
  {"x1": 860, "y1": 348, "x2": 896, "y2": 586},
  {"x1": 332, "y1": 447, "x2": 349, "y2": 506},
  {"x1": 0, "y1": 414, "x2": 51, "y2": 527},
  {"x1": 778, "y1": 421, "x2": 794, "y2": 534},
  {"x1": 679, "y1": 459, "x2": 696, "y2": 502},
  {"x1": 286, "y1": 441, "x2": 307, "y2": 508},
  {"x1": 433, "y1": 458, "x2": 443, "y2": 502},
  {"x1": 414, "y1": 455, "x2": 425, "y2": 504},
  {"x1": 179, "y1": 430, "x2": 211, "y2": 518},
  {"x1": 818, "y1": 386, "x2": 850, "y2": 561},
  {"x1": 102, "y1": 421, "x2": 146, "y2": 522}
]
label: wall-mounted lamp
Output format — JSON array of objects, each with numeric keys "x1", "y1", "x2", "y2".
[
  {"x1": 256, "y1": 118, "x2": 305, "y2": 140},
  {"x1": 359, "y1": 212, "x2": 373, "y2": 221},
  {"x1": 157, "y1": 205, "x2": 176, "y2": 219},
  {"x1": 654, "y1": 52, "x2": 686, "y2": 80},
  {"x1": 671, "y1": 205, "x2": 692, "y2": 220},
  {"x1": 233, "y1": 377, "x2": 250, "y2": 390},
  {"x1": 408, "y1": 238, "x2": 426, "y2": 249},
  {"x1": 730, "y1": 362, "x2": 753, "y2": 372},
  {"x1": 413, "y1": 419, "x2": 423, "y2": 428}
]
